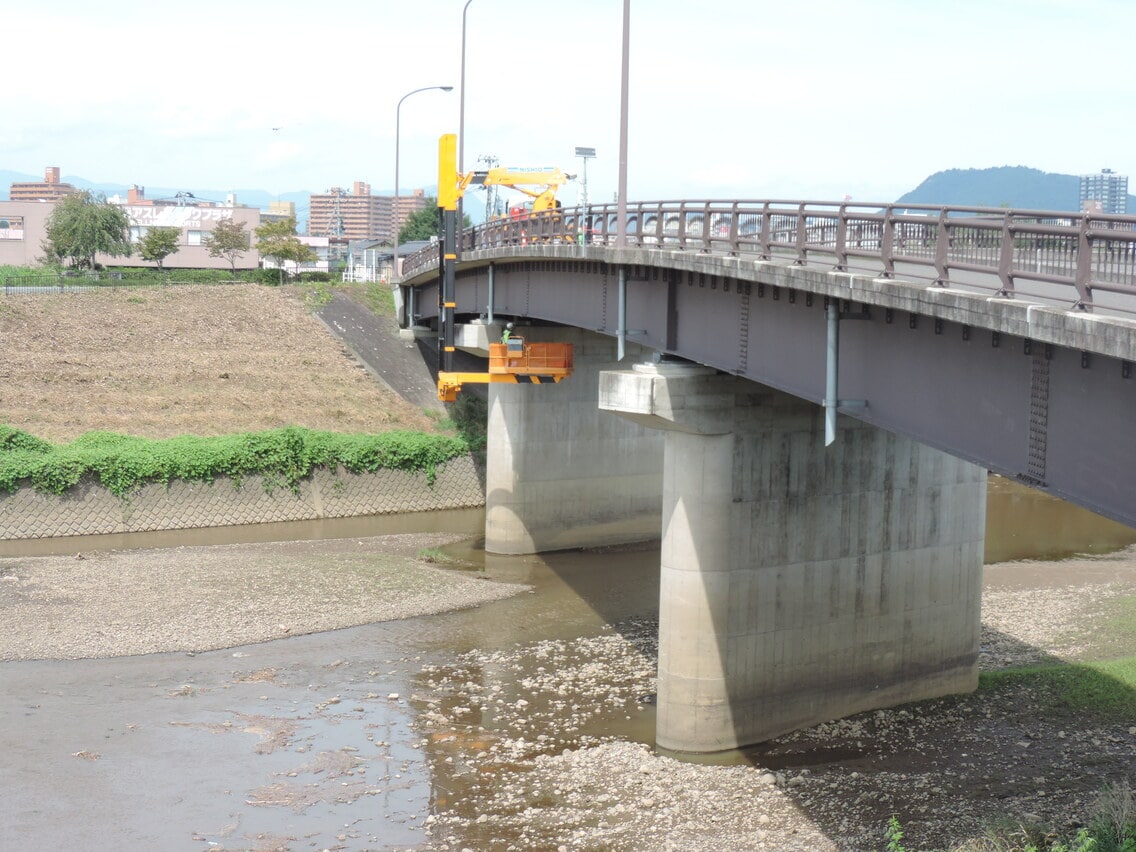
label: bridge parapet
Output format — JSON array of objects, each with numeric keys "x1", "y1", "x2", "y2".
[{"x1": 403, "y1": 199, "x2": 1136, "y2": 321}]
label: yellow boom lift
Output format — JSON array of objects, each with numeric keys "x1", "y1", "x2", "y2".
[
  {"x1": 460, "y1": 165, "x2": 574, "y2": 217},
  {"x1": 435, "y1": 133, "x2": 574, "y2": 402}
]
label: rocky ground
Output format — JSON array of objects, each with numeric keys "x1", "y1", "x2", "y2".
[{"x1": 405, "y1": 550, "x2": 1136, "y2": 852}]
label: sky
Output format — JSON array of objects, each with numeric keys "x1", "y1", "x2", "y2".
[{"x1": 5, "y1": 0, "x2": 1135, "y2": 216}]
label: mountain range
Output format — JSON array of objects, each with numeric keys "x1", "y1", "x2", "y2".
[
  {"x1": 896, "y1": 165, "x2": 1136, "y2": 212},
  {"x1": 2, "y1": 165, "x2": 1133, "y2": 219}
]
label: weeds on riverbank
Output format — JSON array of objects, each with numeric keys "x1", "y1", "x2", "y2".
[
  {"x1": 885, "y1": 780, "x2": 1136, "y2": 850},
  {"x1": 0, "y1": 424, "x2": 471, "y2": 498},
  {"x1": 978, "y1": 657, "x2": 1136, "y2": 721}
]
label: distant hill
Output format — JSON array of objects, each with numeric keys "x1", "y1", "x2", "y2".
[{"x1": 895, "y1": 165, "x2": 1136, "y2": 213}]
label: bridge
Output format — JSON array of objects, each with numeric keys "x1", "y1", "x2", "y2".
[{"x1": 398, "y1": 199, "x2": 1136, "y2": 753}]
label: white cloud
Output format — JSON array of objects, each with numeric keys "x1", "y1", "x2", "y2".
[{"x1": 5, "y1": 0, "x2": 1135, "y2": 211}]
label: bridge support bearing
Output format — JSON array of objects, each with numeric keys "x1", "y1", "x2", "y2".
[
  {"x1": 484, "y1": 328, "x2": 664, "y2": 554},
  {"x1": 599, "y1": 364, "x2": 986, "y2": 752}
]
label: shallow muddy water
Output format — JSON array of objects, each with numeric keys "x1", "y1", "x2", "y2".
[{"x1": 3, "y1": 479, "x2": 1134, "y2": 850}]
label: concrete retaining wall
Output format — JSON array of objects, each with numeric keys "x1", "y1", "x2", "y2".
[{"x1": 0, "y1": 457, "x2": 485, "y2": 540}]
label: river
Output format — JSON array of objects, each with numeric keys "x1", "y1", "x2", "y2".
[{"x1": 1, "y1": 477, "x2": 1133, "y2": 850}]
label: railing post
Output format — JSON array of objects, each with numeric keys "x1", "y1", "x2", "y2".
[
  {"x1": 759, "y1": 202, "x2": 772, "y2": 260},
  {"x1": 794, "y1": 203, "x2": 808, "y2": 265},
  {"x1": 834, "y1": 204, "x2": 848, "y2": 271},
  {"x1": 880, "y1": 206, "x2": 896, "y2": 278},
  {"x1": 702, "y1": 201, "x2": 713, "y2": 253},
  {"x1": 1074, "y1": 214, "x2": 1094, "y2": 311},
  {"x1": 933, "y1": 209, "x2": 950, "y2": 286},
  {"x1": 729, "y1": 201, "x2": 741, "y2": 256},
  {"x1": 996, "y1": 212, "x2": 1015, "y2": 297}
]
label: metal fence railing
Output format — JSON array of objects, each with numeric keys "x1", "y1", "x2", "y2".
[{"x1": 400, "y1": 200, "x2": 1136, "y2": 318}]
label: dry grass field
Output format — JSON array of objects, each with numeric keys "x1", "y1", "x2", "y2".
[{"x1": 0, "y1": 283, "x2": 435, "y2": 443}]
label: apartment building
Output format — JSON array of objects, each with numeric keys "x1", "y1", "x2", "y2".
[
  {"x1": 308, "y1": 181, "x2": 431, "y2": 244},
  {"x1": 9, "y1": 166, "x2": 77, "y2": 202},
  {"x1": 1080, "y1": 168, "x2": 1128, "y2": 215}
]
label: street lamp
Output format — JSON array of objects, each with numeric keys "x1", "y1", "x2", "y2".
[
  {"x1": 457, "y1": 0, "x2": 475, "y2": 245},
  {"x1": 393, "y1": 84, "x2": 453, "y2": 284},
  {"x1": 616, "y1": 0, "x2": 630, "y2": 248},
  {"x1": 459, "y1": 0, "x2": 474, "y2": 178}
]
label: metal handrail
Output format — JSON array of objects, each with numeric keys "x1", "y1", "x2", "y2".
[{"x1": 400, "y1": 200, "x2": 1136, "y2": 318}]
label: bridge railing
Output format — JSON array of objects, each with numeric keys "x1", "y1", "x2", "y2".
[{"x1": 401, "y1": 201, "x2": 1136, "y2": 317}]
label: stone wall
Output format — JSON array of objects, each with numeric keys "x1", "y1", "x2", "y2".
[{"x1": 0, "y1": 457, "x2": 485, "y2": 540}]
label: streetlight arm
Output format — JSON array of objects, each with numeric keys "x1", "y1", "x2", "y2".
[{"x1": 392, "y1": 84, "x2": 453, "y2": 290}]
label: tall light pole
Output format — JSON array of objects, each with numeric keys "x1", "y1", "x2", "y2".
[
  {"x1": 393, "y1": 84, "x2": 452, "y2": 283},
  {"x1": 457, "y1": 0, "x2": 475, "y2": 245},
  {"x1": 616, "y1": 0, "x2": 630, "y2": 248},
  {"x1": 459, "y1": 0, "x2": 474, "y2": 178}
]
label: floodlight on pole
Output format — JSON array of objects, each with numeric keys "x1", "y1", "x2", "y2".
[
  {"x1": 575, "y1": 146, "x2": 596, "y2": 245},
  {"x1": 393, "y1": 85, "x2": 453, "y2": 285}
]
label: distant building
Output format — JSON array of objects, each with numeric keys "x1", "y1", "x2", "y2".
[
  {"x1": 308, "y1": 181, "x2": 431, "y2": 244},
  {"x1": 0, "y1": 181, "x2": 262, "y2": 270},
  {"x1": 9, "y1": 166, "x2": 77, "y2": 202},
  {"x1": 1079, "y1": 168, "x2": 1128, "y2": 215},
  {"x1": 261, "y1": 199, "x2": 297, "y2": 226}
]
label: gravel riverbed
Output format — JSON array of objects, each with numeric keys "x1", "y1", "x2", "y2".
[{"x1": 3, "y1": 539, "x2": 1136, "y2": 851}]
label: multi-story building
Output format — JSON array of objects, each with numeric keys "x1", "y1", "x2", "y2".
[
  {"x1": 309, "y1": 182, "x2": 383, "y2": 242},
  {"x1": 1079, "y1": 168, "x2": 1128, "y2": 215},
  {"x1": 308, "y1": 181, "x2": 431, "y2": 244},
  {"x1": 9, "y1": 166, "x2": 77, "y2": 201},
  {"x1": 262, "y1": 200, "x2": 297, "y2": 226},
  {"x1": 0, "y1": 178, "x2": 261, "y2": 270}
]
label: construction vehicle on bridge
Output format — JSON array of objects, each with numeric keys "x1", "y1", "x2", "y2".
[
  {"x1": 459, "y1": 165, "x2": 575, "y2": 219},
  {"x1": 433, "y1": 134, "x2": 576, "y2": 401}
]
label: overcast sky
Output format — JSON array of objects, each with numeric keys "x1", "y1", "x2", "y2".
[{"x1": 6, "y1": 0, "x2": 1133, "y2": 209}]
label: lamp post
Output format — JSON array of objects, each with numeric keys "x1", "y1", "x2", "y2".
[
  {"x1": 459, "y1": 0, "x2": 474, "y2": 178},
  {"x1": 616, "y1": 0, "x2": 630, "y2": 248},
  {"x1": 575, "y1": 146, "x2": 595, "y2": 245},
  {"x1": 457, "y1": 0, "x2": 475, "y2": 247},
  {"x1": 393, "y1": 84, "x2": 453, "y2": 284}
]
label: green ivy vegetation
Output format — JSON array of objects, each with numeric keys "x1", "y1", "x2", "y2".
[{"x1": 0, "y1": 424, "x2": 471, "y2": 499}]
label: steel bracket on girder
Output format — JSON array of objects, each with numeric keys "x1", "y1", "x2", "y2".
[{"x1": 824, "y1": 305, "x2": 869, "y2": 446}]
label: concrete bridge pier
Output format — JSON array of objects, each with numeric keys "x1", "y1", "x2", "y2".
[
  {"x1": 599, "y1": 363, "x2": 987, "y2": 752},
  {"x1": 484, "y1": 328, "x2": 664, "y2": 555}
]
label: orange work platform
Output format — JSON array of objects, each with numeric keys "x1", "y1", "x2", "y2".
[
  {"x1": 488, "y1": 339, "x2": 574, "y2": 374},
  {"x1": 437, "y1": 338, "x2": 575, "y2": 402}
]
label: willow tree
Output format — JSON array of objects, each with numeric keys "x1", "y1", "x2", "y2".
[{"x1": 41, "y1": 191, "x2": 133, "y2": 269}]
